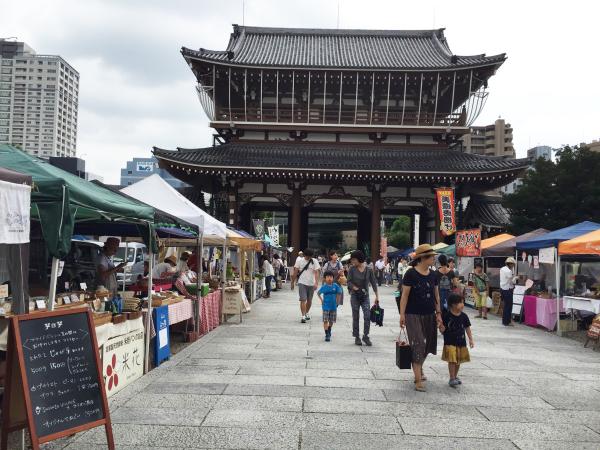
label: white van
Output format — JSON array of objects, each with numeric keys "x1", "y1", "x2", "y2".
[{"x1": 115, "y1": 242, "x2": 147, "y2": 287}]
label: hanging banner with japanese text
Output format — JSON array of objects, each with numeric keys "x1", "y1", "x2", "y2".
[
  {"x1": 381, "y1": 237, "x2": 388, "y2": 262},
  {"x1": 268, "y1": 225, "x2": 280, "y2": 247},
  {"x1": 435, "y1": 188, "x2": 456, "y2": 236},
  {"x1": 456, "y1": 229, "x2": 482, "y2": 257},
  {"x1": 252, "y1": 219, "x2": 265, "y2": 240}
]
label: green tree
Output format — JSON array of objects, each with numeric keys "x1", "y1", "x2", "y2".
[
  {"x1": 503, "y1": 145, "x2": 600, "y2": 234},
  {"x1": 385, "y1": 216, "x2": 411, "y2": 249}
]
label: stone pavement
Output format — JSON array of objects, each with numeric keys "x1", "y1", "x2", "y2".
[{"x1": 49, "y1": 285, "x2": 600, "y2": 449}]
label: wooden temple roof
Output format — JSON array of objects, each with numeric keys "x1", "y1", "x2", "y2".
[
  {"x1": 182, "y1": 25, "x2": 506, "y2": 71},
  {"x1": 464, "y1": 194, "x2": 511, "y2": 229},
  {"x1": 153, "y1": 143, "x2": 528, "y2": 183}
]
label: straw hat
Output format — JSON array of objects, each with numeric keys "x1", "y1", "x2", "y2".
[
  {"x1": 505, "y1": 257, "x2": 516, "y2": 265},
  {"x1": 165, "y1": 255, "x2": 177, "y2": 265},
  {"x1": 414, "y1": 243, "x2": 437, "y2": 258}
]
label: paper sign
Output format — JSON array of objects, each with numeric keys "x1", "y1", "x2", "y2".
[
  {"x1": 63, "y1": 297, "x2": 71, "y2": 304},
  {"x1": 539, "y1": 247, "x2": 555, "y2": 264},
  {"x1": 0, "y1": 284, "x2": 8, "y2": 298},
  {"x1": 80, "y1": 282, "x2": 88, "y2": 291},
  {"x1": 159, "y1": 327, "x2": 168, "y2": 349},
  {"x1": 35, "y1": 299, "x2": 46, "y2": 310}
]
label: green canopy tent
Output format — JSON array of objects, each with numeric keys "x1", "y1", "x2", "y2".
[
  {"x1": 437, "y1": 244, "x2": 456, "y2": 257},
  {"x1": 0, "y1": 145, "x2": 156, "y2": 259}
]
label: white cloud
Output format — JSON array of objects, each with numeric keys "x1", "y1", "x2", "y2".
[{"x1": 2, "y1": 0, "x2": 599, "y2": 183}]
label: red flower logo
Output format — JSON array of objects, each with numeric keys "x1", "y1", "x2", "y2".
[{"x1": 105, "y1": 353, "x2": 119, "y2": 390}]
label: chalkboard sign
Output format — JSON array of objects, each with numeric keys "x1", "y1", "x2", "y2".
[{"x1": 1, "y1": 308, "x2": 114, "y2": 450}]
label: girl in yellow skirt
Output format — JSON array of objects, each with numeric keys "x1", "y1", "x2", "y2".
[{"x1": 439, "y1": 293, "x2": 474, "y2": 387}]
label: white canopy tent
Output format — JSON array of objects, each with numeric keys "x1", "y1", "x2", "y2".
[{"x1": 121, "y1": 174, "x2": 226, "y2": 240}]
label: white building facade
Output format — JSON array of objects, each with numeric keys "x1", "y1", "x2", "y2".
[{"x1": 0, "y1": 39, "x2": 79, "y2": 158}]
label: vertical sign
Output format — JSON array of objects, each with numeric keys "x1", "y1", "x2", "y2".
[
  {"x1": 456, "y1": 229, "x2": 482, "y2": 257},
  {"x1": 252, "y1": 219, "x2": 265, "y2": 240},
  {"x1": 413, "y1": 214, "x2": 420, "y2": 249},
  {"x1": 267, "y1": 225, "x2": 279, "y2": 247},
  {"x1": 436, "y1": 188, "x2": 456, "y2": 236}
]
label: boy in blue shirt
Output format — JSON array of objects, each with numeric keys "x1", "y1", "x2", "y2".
[{"x1": 317, "y1": 271, "x2": 342, "y2": 341}]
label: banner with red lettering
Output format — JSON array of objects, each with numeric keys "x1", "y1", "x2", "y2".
[
  {"x1": 380, "y1": 237, "x2": 388, "y2": 262},
  {"x1": 456, "y1": 229, "x2": 482, "y2": 257},
  {"x1": 436, "y1": 188, "x2": 456, "y2": 236}
]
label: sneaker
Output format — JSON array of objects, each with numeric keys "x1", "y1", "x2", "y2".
[
  {"x1": 448, "y1": 379, "x2": 460, "y2": 387},
  {"x1": 456, "y1": 378, "x2": 462, "y2": 384},
  {"x1": 305, "y1": 314, "x2": 311, "y2": 321},
  {"x1": 362, "y1": 336, "x2": 372, "y2": 346},
  {"x1": 354, "y1": 337, "x2": 362, "y2": 346},
  {"x1": 301, "y1": 318, "x2": 306, "y2": 323},
  {"x1": 325, "y1": 335, "x2": 331, "y2": 342}
]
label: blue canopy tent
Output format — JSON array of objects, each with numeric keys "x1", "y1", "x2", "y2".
[
  {"x1": 516, "y1": 221, "x2": 600, "y2": 334},
  {"x1": 517, "y1": 221, "x2": 600, "y2": 250}
]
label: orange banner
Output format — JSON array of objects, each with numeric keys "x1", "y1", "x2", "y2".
[
  {"x1": 436, "y1": 188, "x2": 456, "y2": 236},
  {"x1": 456, "y1": 229, "x2": 482, "y2": 257}
]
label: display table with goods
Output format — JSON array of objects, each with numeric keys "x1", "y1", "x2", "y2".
[
  {"x1": 523, "y1": 294, "x2": 565, "y2": 331},
  {"x1": 200, "y1": 290, "x2": 221, "y2": 335},
  {"x1": 563, "y1": 295, "x2": 600, "y2": 314}
]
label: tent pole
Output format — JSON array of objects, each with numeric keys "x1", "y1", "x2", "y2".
[
  {"x1": 144, "y1": 226, "x2": 154, "y2": 374},
  {"x1": 196, "y1": 234, "x2": 203, "y2": 335},
  {"x1": 221, "y1": 238, "x2": 228, "y2": 324},
  {"x1": 555, "y1": 247, "x2": 561, "y2": 336},
  {"x1": 48, "y1": 257, "x2": 60, "y2": 310},
  {"x1": 122, "y1": 241, "x2": 128, "y2": 296}
]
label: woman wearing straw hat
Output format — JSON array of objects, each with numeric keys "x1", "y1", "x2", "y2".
[{"x1": 399, "y1": 244, "x2": 443, "y2": 392}]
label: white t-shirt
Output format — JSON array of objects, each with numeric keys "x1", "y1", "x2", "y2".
[
  {"x1": 263, "y1": 260, "x2": 274, "y2": 277},
  {"x1": 375, "y1": 259, "x2": 385, "y2": 270},
  {"x1": 294, "y1": 258, "x2": 320, "y2": 286},
  {"x1": 500, "y1": 266, "x2": 515, "y2": 290},
  {"x1": 152, "y1": 262, "x2": 175, "y2": 279}
]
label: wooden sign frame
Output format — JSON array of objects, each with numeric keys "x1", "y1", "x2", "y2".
[{"x1": 0, "y1": 308, "x2": 115, "y2": 450}]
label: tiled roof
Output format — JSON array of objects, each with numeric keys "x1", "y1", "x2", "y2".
[
  {"x1": 464, "y1": 195, "x2": 511, "y2": 228},
  {"x1": 182, "y1": 25, "x2": 506, "y2": 70},
  {"x1": 153, "y1": 143, "x2": 528, "y2": 175}
]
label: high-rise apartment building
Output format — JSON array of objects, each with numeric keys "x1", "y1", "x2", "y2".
[
  {"x1": 461, "y1": 118, "x2": 515, "y2": 159},
  {"x1": 0, "y1": 39, "x2": 79, "y2": 158},
  {"x1": 527, "y1": 145, "x2": 552, "y2": 161}
]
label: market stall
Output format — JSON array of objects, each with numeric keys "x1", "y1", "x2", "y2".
[
  {"x1": 518, "y1": 221, "x2": 600, "y2": 333},
  {"x1": 559, "y1": 229, "x2": 600, "y2": 327}
]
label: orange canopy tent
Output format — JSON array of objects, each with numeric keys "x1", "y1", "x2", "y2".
[
  {"x1": 481, "y1": 233, "x2": 515, "y2": 251},
  {"x1": 558, "y1": 229, "x2": 600, "y2": 256}
]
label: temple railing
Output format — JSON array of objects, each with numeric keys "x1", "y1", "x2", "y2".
[{"x1": 214, "y1": 106, "x2": 465, "y2": 127}]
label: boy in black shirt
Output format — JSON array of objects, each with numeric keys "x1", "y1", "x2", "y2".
[{"x1": 439, "y1": 293, "x2": 474, "y2": 387}]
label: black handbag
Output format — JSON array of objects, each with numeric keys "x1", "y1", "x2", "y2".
[
  {"x1": 370, "y1": 303, "x2": 384, "y2": 326},
  {"x1": 396, "y1": 328, "x2": 412, "y2": 369}
]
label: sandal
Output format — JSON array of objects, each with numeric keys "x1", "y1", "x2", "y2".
[
  {"x1": 483, "y1": 316, "x2": 488, "y2": 320},
  {"x1": 415, "y1": 381, "x2": 426, "y2": 392}
]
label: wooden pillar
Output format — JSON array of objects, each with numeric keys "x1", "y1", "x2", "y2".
[
  {"x1": 291, "y1": 186, "x2": 302, "y2": 261},
  {"x1": 370, "y1": 187, "x2": 381, "y2": 262}
]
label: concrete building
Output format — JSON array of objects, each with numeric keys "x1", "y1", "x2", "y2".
[
  {"x1": 527, "y1": 145, "x2": 553, "y2": 161},
  {"x1": 583, "y1": 140, "x2": 600, "y2": 153},
  {"x1": 120, "y1": 157, "x2": 188, "y2": 188},
  {"x1": 461, "y1": 118, "x2": 515, "y2": 159},
  {"x1": 0, "y1": 39, "x2": 79, "y2": 158}
]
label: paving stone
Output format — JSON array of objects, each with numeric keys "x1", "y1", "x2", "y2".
[
  {"x1": 202, "y1": 409, "x2": 301, "y2": 428},
  {"x1": 181, "y1": 358, "x2": 306, "y2": 368},
  {"x1": 302, "y1": 412, "x2": 402, "y2": 433},
  {"x1": 237, "y1": 366, "x2": 374, "y2": 379},
  {"x1": 399, "y1": 417, "x2": 600, "y2": 442},
  {"x1": 384, "y1": 389, "x2": 552, "y2": 409},
  {"x1": 227, "y1": 374, "x2": 306, "y2": 386},
  {"x1": 214, "y1": 395, "x2": 303, "y2": 412},
  {"x1": 305, "y1": 376, "x2": 401, "y2": 389},
  {"x1": 512, "y1": 440, "x2": 600, "y2": 450},
  {"x1": 224, "y1": 383, "x2": 387, "y2": 401},
  {"x1": 144, "y1": 382, "x2": 228, "y2": 395},
  {"x1": 478, "y1": 406, "x2": 600, "y2": 428},
  {"x1": 304, "y1": 398, "x2": 488, "y2": 420},
  {"x1": 300, "y1": 431, "x2": 516, "y2": 450},
  {"x1": 111, "y1": 406, "x2": 210, "y2": 426},
  {"x1": 77, "y1": 423, "x2": 299, "y2": 448},
  {"x1": 124, "y1": 393, "x2": 219, "y2": 409}
]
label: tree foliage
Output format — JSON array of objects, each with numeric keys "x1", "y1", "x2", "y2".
[
  {"x1": 503, "y1": 146, "x2": 600, "y2": 234},
  {"x1": 385, "y1": 216, "x2": 411, "y2": 249}
]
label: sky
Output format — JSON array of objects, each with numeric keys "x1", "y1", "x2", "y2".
[{"x1": 2, "y1": 0, "x2": 599, "y2": 183}]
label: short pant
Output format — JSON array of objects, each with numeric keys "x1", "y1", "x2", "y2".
[
  {"x1": 298, "y1": 283, "x2": 315, "y2": 302},
  {"x1": 322, "y1": 309, "x2": 337, "y2": 323}
]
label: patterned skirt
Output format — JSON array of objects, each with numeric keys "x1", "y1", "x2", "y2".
[{"x1": 405, "y1": 313, "x2": 438, "y2": 364}]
